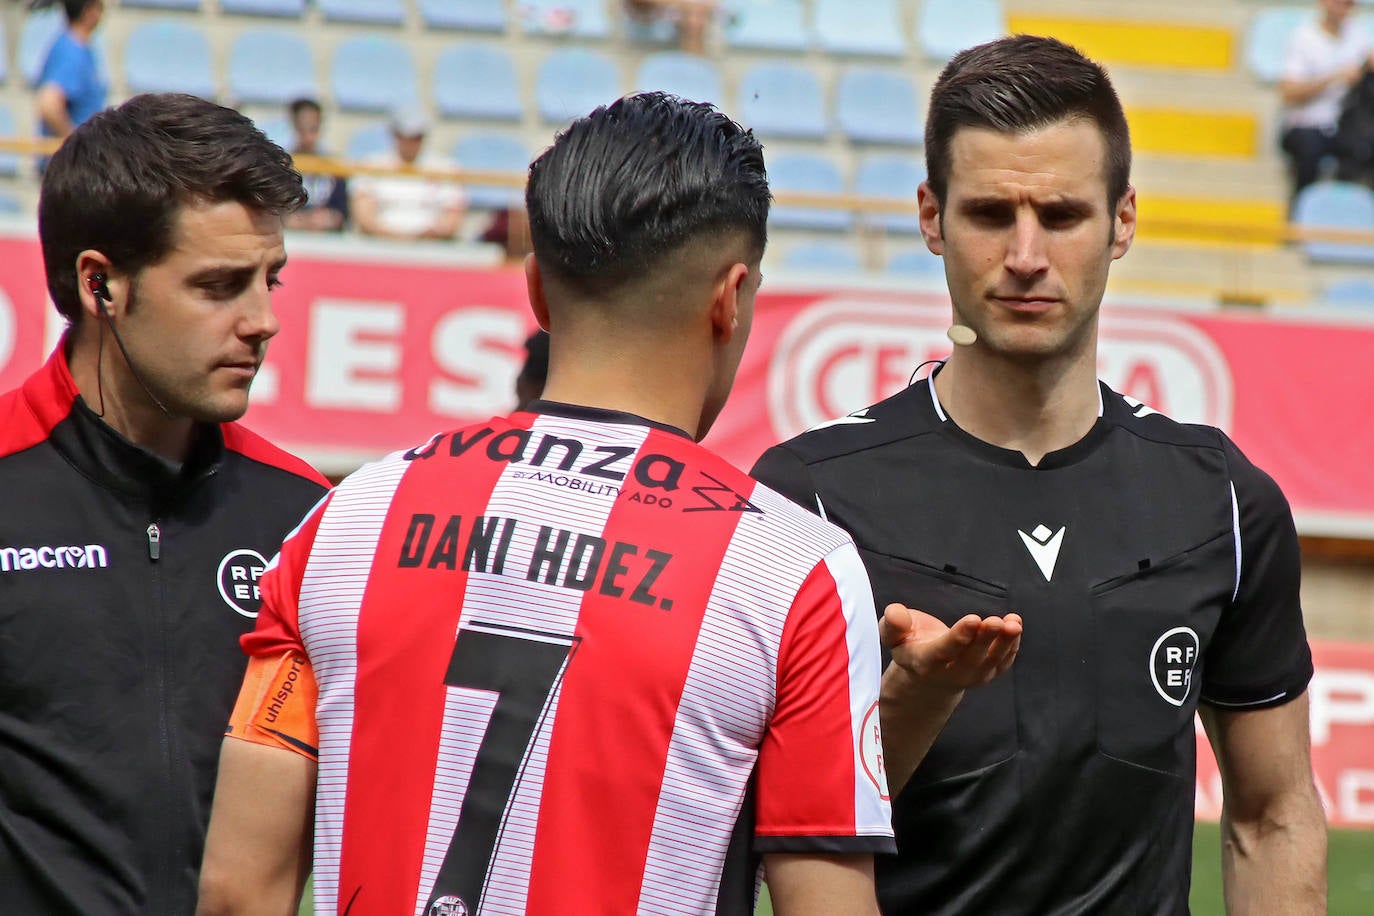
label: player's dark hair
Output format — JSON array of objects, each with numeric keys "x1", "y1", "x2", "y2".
[
  {"x1": 288, "y1": 97, "x2": 322, "y2": 121},
  {"x1": 526, "y1": 91, "x2": 769, "y2": 296},
  {"x1": 925, "y1": 35, "x2": 1131, "y2": 208},
  {"x1": 39, "y1": 93, "x2": 305, "y2": 323}
]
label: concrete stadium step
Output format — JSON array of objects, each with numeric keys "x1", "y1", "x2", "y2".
[
  {"x1": 1005, "y1": 14, "x2": 1235, "y2": 72},
  {"x1": 1130, "y1": 153, "x2": 1288, "y2": 202},
  {"x1": 1106, "y1": 237, "x2": 1315, "y2": 306}
]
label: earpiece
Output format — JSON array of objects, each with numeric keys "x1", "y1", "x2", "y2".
[{"x1": 88, "y1": 273, "x2": 111, "y2": 303}]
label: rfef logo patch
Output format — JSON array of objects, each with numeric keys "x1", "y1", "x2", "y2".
[
  {"x1": 217, "y1": 549, "x2": 268, "y2": 618},
  {"x1": 1150, "y1": 626, "x2": 1200, "y2": 706},
  {"x1": 859, "y1": 701, "x2": 889, "y2": 801}
]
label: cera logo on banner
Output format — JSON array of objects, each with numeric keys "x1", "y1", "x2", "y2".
[{"x1": 767, "y1": 300, "x2": 1235, "y2": 438}]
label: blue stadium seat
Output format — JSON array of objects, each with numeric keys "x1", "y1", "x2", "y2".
[
  {"x1": 855, "y1": 154, "x2": 925, "y2": 233},
  {"x1": 725, "y1": 0, "x2": 809, "y2": 51},
  {"x1": 346, "y1": 123, "x2": 392, "y2": 161},
  {"x1": 124, "y1": 21, "x2": 215, "y2": 98},
  {"x1": 420, "y1": 0, "x2": 507, "y2": 31},
  {"x1": 1293, "y1": 181, "x2": 1374, "y2": 264},
  {"x1": 253, "y1": 115, "x2": 294, "y2": 152},
  {"x1": 521, "y1": 0, "x2": 610, "y2": 39},
  {"x1": 0, "y1": 190, "x2": 22, "y2": 215},
  {"x1": 434, "y1": 44, "x2": 522, "y2": 121},
  {"x1": 634, "y1": 52, "x2": 722, "y2": 104},
  {"x1": 737, "y1": 63, "x2": 827, "y2": 139},
  {"x1": 835, "y1": 68, "x2": 922, "y2": 146},
  {"x1": 887, "y1": 247, "x2": 945, "y2": 277},
  {"x1": 1245, "y1": 8, "x2": 1309, "y2": 83},
  {"x1": 535, "y1": 49, "x2": 620, "y2": 122},
  {"x1": 332, "y1": 37, "x2": 418, "y2": 112},
  {"x1": 228, "y1": 30, "x2": 316, "y2": 106},
  {"x1": 769, "y1": 153, "x2": 851, "y2": 231},
  {"x1": 220, "y1": 0, "x2": 306, "y2": 16},
  {"x1": 121, "y1": 0, "x2": 200, "y2": 9},
  {"x1": 20, "y1": 9, "x2": 61, "y2": 87},
  {"x1": 782, "y1": 240, "x2": 863, "y2": 273},
  {"x1": 0, "y1": 19, "x2": 8, "y2": 85},
  {"x1": 0, "y1": 104, "x2": 17, "y2": 176},
  {"x1": 814, "y1": 0, "x2": 905, "y2": 57},
  {"x1": 918, "y1": 0, "x2": 1004, "y2": 61},
  {"x1": 452, "y1": 133, "x2": 530, "y2": 209},
  {"x1": 1321, "y1": 276, "x2": 1374, "y2": 308},
  {"x1": 318, "y1": 0, "x2": 405, "y2": 25}
]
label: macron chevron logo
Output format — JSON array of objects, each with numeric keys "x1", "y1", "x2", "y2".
[
  {"x1": 807, "y1": 408, "x2": 876, "y2": 432},
  {"x1": 1018, "y1": 524, "x2": 1066, "y2": 582}
]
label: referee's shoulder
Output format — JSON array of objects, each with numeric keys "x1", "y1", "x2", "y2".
[
  {"x1": 771, "y1": 383, "x2": 936, "y2": 467},
  {"x1": 1102, "y1": 383, "x2": 1229, "y2": 453}
]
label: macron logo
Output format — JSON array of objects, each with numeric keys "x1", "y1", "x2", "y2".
[
  {"x1": 0, "y1": 544, "x2": 109, "y2": 573},
  {"x1": 1017, "y1": 524, "x2": 1065, "y2": 582}
]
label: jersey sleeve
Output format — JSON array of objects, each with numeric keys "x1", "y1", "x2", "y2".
[
  {"x1": 754, "y1": 541, "x2": 896, "y2": 854},
  {"x1": 751, "y1": 445, "x2": 824, "y2": 519},
  {"x1": 241, "y1": 491, "x2": 331, "y2": 660},
  {"x1": 1199, "y1": 437, "x2": 1314, "y2": 710}
]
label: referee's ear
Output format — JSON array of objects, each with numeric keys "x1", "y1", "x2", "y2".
[{"x1": 918, "y1": 181, "x2": 945, "y2": 256}]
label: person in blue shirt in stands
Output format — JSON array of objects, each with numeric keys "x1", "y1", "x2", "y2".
[{"x1": 35, "y1": 0, "x2": 107, "y2": 141}]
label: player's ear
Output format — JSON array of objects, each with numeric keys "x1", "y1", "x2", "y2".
[
  {"x1": 711, "y1": 262, "x2": 750, "y2": 344},
  {"x1": 918, "y1": 181, "x2": 945, "y2": 256},
  {"x1": 524, "y1": 254, "x2": 551, "y2": 332},
  {"x1": 1111, "y1": 185, "x2": 1137, "y2": 260}
]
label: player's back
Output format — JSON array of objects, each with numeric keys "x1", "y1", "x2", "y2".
[{"x1": 290, "y1": 403, "x2": 889, "y2": 915}]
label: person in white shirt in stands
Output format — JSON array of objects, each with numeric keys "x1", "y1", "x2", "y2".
[
  {"x1": 1279, "y1": 0, "x2": 1374, "y2": 197},
  {"x1": 351, "y1": 107, "x2": 466, "y2": 240}
]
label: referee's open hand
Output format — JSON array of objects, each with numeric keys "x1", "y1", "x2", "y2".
[{"x1": 880, "y1": 604, "x2": 1023, "y2": 691}]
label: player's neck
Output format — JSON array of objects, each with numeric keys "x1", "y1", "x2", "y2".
[
  {"x1": 933, "y1": 348, "x2": 1100, "y2": 467},
  {"x1": 67, "y1": 333, "x2": 195, "y2": 463},
  {"x1": 538, "y1": 348, "x2": 711, "y2": 442}
]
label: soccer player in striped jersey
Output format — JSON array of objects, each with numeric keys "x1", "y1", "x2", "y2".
[{"x1": 197, "y1": 93, "x2": 899, "y2": 915}]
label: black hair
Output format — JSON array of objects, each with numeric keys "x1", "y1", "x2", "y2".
[
  {"x1": 39, "y1": 93, "x2": 306, "y2": 323},
  {"x1": 926, "y1": 35, "x2": 1131, "y2": 208},
  {"x1": 526, "y1": 91, "x2": 769, "y2": 295},
  {"x1": 288, "y1": 98, "x2": 322, "y2": 121},
  {"x1": 26, "y1": 1, "x2": 100, "y2": 23}
]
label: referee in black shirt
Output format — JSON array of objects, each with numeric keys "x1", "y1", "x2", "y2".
[{"x1": 753, "y1": 35, "x2": 1326, "y2": 916}]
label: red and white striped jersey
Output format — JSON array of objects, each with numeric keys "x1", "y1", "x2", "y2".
[{"x1": 243, "y1": 402, "x2": 894, "y2": 915}]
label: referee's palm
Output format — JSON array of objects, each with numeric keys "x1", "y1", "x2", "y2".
[{"x1": 880, "y1": 604, "x2": 1022, "y2": 690}]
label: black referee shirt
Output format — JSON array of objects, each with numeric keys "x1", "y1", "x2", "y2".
[{"x1": 752, "y1": 373, "x2": 1313, "y2": 916}]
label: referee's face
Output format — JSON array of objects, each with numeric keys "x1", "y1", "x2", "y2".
[{"x1": 919, "y1": 118, "x2": 1135, "y2": 365}]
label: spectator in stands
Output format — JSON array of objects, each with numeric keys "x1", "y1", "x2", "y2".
[
  {"x1": 625, "y1": 0, "x2": 718, "y2": 54},
  {"x1": 284, "y1": 98, "x2": 348, "y2": 232},
  {"x1": 34, "y1": 0, "x2": 108, "y2": 141},
  {"x1": 351, "y1": 107, "x2": 466, "y2": 241},
  {"x1": 1279, "y1": 0, "x2": 1374, "y2": 198}
]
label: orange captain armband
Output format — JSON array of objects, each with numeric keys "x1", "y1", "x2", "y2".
[{"x1": 225, "y1": 650, "x2": 320, "y2": 762}]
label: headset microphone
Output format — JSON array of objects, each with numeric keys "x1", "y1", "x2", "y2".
[{"x1": 88, "y1": 272, "x2": 172, "y2": 416}]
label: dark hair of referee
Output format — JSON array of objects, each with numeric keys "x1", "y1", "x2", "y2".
[
  {"x1": 39, "y1": 93, "x2": 305, "y2": 325},
  {"x1": 523, "y1": 91, "x2": 770, "y2": 440},
  {"x1": 925, "y1": 34, "x2": 1132, "y2": 212}
]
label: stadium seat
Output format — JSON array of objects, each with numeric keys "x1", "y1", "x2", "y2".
[
  {"x1": 835, "y1": 68, "x2": 922, "y2": 146},
  {"x1": 345, "y1": 123, "x2": 392, "y2": 161},
  {"x1": 121, "y1": 0, "x2": 200, "y2": 9},
  {"x1": 0, "y1": 104, "x2": 17, "y2": 177},
  {"x1": 433, "y1": 44, "x2": 522, "y2": 121},
  {"x1": 0, "y1": 190, "x2": 22, "y2": 215},
  {"x1": 725, "y1": 0, "x2": 809, "y2": 51},
  {"x1": 220, "y1": 0, "x2": 306, "y2": 16},
  {"x1": 318, "y1": 0, "x2": 405, "y2": 25},
  {"x1": 0, "y1": 19, "x2": 8, "y2": 85},
  {"x1": 634, "y1": 53, "x2": 722, "y2": 104},
  {"x1": 1245, "y1": 8, "x2": 1311, "y2": 83},
  {"x1": 768, "y1": 153, "x2": 852, "y2": 231},
  {"x1": 535, "y1": 49, "x2": 621, "y2": 123},
  {"x1": 886, "y1": 246, "x2": 945, "y2": 277},
  {"x1": 1292, "y1": 181, "x2": 1374, "y2": 264},
  {"x1": 1321, "y1": 276, "x2": 1374, "y2": 307},
  {"x1": 452, "y1": 133, "x2": 530, "y2": 209},
  {"x1": 855, "y1": 154, "x2": 925, "y2": 233},
  {"x1": 124, "y1": 21, "x2": 215, "y2": 98},
  {"x1": 228, "y1": 31, "x2": 316, "y2": 106},
  {"x1": 813, "y1": 0, "x2": 905, "y2": 57},
  {"x1": 736, "y1": 63, "x2": 827, "y2": 140},
  {"x1": 521, "y1": 0, "x2": 610, "y2": 39},
  {"x1": 782, "y1": 240, "x2": 863, "y2": 273},
  {"x1": 918, "y1": 0, "x2": 1005, "y2": 61},
  {"x1": 253, "y1": 115, "x2": 294, "y2": 152},
  {"x1": 19, "y1": 8, "x2": 65, "y2": 87},
  {"x1": 331, "y1": 37, "x2": 419, "y2": 112},
  {"x1": 419, "y1": 0, "x2": 507, "y2": 31}
]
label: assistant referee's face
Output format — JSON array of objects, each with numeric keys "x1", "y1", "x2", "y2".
[{"x1": 919, "y1": 118, "x2": 1136, "y2": 365}]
